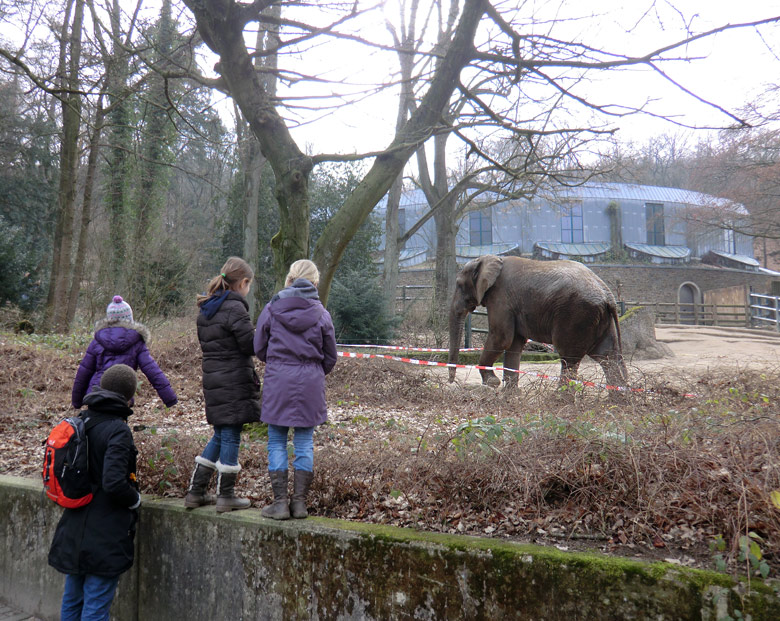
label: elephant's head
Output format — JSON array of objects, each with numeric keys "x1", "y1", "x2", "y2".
[{"x1": 448, "y1": 255, "x2": 504, "y2": 381}]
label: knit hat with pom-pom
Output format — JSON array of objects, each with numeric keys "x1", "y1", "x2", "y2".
[{"x1": 106, "y1": 295, "x2": 133, "y2": 323}]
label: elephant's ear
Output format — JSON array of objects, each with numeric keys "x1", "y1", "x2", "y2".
[{"x1": 475, "y1": 255, "x2": 503, "y2": 305}]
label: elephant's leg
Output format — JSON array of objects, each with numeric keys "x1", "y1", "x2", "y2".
[
  {"x1": 558, "y1": 355, "x2": 583, "y2": 387},
  {"x1": 588, "y1": 329, "x2": 629, "y2": 392},
  {"x1": 502, "y1": 336, "x2": 527, "y2": 389},
  {"x1": 591, "y1": 353, "x2": 628, "y2": 390},
  {"x1": 479, "y1": 330, "x2": 512, "y2": 387}
]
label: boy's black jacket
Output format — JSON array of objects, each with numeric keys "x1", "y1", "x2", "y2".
[{"x1": 48, "y1": 389, "x2": 140, "y2": 577}]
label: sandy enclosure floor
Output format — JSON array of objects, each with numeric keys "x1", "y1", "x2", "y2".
[{"x1": 444, "y1": 324, "x2": 780, "y2": 389}]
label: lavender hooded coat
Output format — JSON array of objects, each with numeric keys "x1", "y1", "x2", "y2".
[
  {"x1": 254, "y1": 279, "x2": 337, "y2": 428},
  {"x1": 72, "y1": 319, "x2": 177, "y2": 409}
]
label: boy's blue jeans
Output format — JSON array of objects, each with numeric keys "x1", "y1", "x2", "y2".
[
  {"x1": 201, "y1": 424, "x2": 242, "y2": 466},
  {"x1": 267, "y1": 424, "x2": 314, "y2": 472},
  {"x1": 61, "y1": 573, "x2": 120, "y2": 621}
]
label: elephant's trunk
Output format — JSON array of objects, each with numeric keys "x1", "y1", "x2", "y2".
[{"x1": 448, "y1": 308, "x2": 466, "y2": 382}]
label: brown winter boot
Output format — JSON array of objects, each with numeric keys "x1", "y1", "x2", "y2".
[
  {"x1": 261, "y1": 470, "x2": 290, "y2": 520},
  {"x1": 290, "y1": 469, "x2": 314, "y2": 519},
  {"x1": 184, "y1": 457, "x2": 216, "y2": 508},
  {"x1": 215, "y1": 462, "x2": 251, "y2": 513}
]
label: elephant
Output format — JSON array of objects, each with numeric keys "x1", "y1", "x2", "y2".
[{"x1": 448, "y1": 255, "x2": 628, "y2": 391}]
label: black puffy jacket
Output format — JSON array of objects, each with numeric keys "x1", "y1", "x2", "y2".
[
  {"x1": 197, "y1": 290, "x2": 261, "y2": 426},
  {"x1": 48, "y1": 389, "x2": 140, "y2": 577}
]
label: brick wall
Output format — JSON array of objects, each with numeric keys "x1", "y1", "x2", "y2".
[
  {"x1": 589, "y1": 264, "x2": 775, "y2": 304},
  {"x1": 398, "y1": 263, "x2": 778, "y2": 304}
]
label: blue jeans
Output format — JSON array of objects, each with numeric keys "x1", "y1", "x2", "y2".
[
  {"x1": 267, "y1": 425, "x2": 314, "y2": 472},
  {"x1": 61, "y1": 573, "x2": 120, "y2": 621},
  {"x1": 201, "y1": 424, "x2": 242, "y2": 466}
]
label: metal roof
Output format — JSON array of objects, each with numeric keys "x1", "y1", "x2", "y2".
[
  {"x1": 375, "y1": 181, "x2": 749, "y2": 216},
  {"x1": 625, "y1": 243, "x2": 691, "y2": 259},
  {"x1": 709, "y1": 250, "x2": 760, "y2": 267},
  {"x1": 456, "y1": 243, "x2": 518, "y2": 259},
  {"x1": 534, "y1": 241, "x2": 611, "y2": 256},
  {"x1": 544, "y1": 182, "x2": 747, "y2": 214},
  {"x1": 376, "y1": 182, "x2": 747, "y2": 214}
]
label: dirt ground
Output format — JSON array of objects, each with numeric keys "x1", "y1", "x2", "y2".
[
  {"x1": 445, "y1": 324, "x2": 780, "y2": 388},
  {"x1": 2, "y1": 321, "x2": 779, "y2": 575}
]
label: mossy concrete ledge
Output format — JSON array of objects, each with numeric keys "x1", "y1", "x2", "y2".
[{"x1": 1, "y1": 475, "x2": 778, "y2": 620}]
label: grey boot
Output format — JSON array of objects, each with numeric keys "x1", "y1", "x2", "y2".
[
  {"x1": 261, "y1": 470, "x2": 290, "y2": 520},
  {"x1": 215, "y1": 462, "x2": 251, "y2": 513},
  {"x1": 290, "y1": 469, "x2": 314, "y2": 519},
  {"x1": 184, "y1": 457, "x2": 216, "y2": 508}
]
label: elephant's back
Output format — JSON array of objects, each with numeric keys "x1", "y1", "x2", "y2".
[{"x1": 502, "y1": 257, "x2": 615, "y2": 306}]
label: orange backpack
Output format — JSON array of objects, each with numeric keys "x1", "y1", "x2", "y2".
[{"x1": 42, "y1": 416, "x2": 106, "y2": 508}]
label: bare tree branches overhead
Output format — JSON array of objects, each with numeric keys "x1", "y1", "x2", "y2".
[
  {"x1": 178, "y1": 0, "x2": 780, "y2": 302},
  {"x1": 4, "y1": 0, "x2": 780, "y2": 318}
]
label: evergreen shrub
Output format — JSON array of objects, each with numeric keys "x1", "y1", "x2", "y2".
[{"x1": 329, "y1": 270, "x2": 397, "y2": 345}]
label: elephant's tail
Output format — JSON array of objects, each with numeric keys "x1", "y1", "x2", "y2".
[{"x1": 610, "y1": 303, "x2": 623, "y2": 353}]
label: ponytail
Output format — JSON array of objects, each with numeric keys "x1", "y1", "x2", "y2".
[{"x1": 197, "y1": 257, "x2": 254, "y2": 307}]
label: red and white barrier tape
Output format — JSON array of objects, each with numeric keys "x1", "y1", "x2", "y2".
[
  {"x1": 338, "y1": 344, "x2": 482, "y2": 352},
  {"x1": 337, "y1": 341, "x2": 555, "y2": 353}
]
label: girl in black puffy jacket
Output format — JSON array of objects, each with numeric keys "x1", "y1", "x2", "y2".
[{"x1": 184, "y1": 256, "x2": 261, "y2": 513}]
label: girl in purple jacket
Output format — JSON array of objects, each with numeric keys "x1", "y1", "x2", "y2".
[
  {"x1": 71, "y1": 296, "x2": 177, "y2": 409},
  {"x1": 254, "y1": 259, "x2": 337, "y2": 520}
]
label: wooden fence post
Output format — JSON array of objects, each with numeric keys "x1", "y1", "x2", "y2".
[{"x1": 776, "y1": 296, "x2": 780, "y2": 333}]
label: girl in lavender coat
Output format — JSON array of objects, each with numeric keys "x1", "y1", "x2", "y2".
[
  {"x1": 254, "y1": 259, "x2": 337, "y2": 520},
  {"x1": 71, "y1": 296, "x2": 177, "y2": 409}
]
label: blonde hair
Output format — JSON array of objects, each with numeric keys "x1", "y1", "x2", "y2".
[
  {"x1": 197, "y1": 256, "x2": 254, "y2": 307},
  {"x1": 285, "y1": 259, "x2": 319, "y2": 287}
]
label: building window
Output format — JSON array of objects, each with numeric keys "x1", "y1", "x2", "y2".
[
  {"x1": 561, "y1": 201, "x2": 583, "y2": 243},
  {"x1": 645, "y1": 203, "x2": 665, "y2": 245},
  {"x1": 398, "y1": 208, "x2": 406, "y2": 235},
  {"x1": 469, "y1": 208, "x2": 492, "y2": 246},
  {"x1": 724, "y1": 228, "x2": 736, "y2": 254}
]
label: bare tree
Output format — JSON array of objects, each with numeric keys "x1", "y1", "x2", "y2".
[
  {"x1": 241, "y1": 2, "x2": 280, "y2": 316},
  {"x1": 45, "y1": 0, "x2": 85, "y2": 332},
  {"x1": 181, "y1": 1, "x2": 780, "y2": 303},
  {"x1": 687, "y1": 123, "x2": 780, "y2": 268}
]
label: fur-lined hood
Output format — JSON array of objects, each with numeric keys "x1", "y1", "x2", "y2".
[{"x1": 94, "y1": 318, "x2": 151, "y2": 351}]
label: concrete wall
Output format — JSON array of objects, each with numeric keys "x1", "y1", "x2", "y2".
[{"x1": 2, "y1": 475, "x2": 779, "y2": 621}]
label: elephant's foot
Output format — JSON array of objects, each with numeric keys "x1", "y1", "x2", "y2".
[
  {"x1": 554, "y1": 379, "x2": 580, "y2": 403},
  {"x1": 483, "y1": 374, "x2": 501, "y2": 388},
  {"x1": 606, "y1": 389, "x2": 631, "y2": 405}
]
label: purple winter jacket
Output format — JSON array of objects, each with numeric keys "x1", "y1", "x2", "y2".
[
  {"x1": 254, "y1": 279, "x2": 337, "y2": 428},
  {"x1": 71, "y1": 319, "x2": 177, "y2": 409}
]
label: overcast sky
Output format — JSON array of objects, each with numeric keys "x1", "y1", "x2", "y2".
[{"x1": 268, "y1": 0, "x2": 780, "y2": 156}]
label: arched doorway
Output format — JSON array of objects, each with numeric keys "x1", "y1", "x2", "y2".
[{"x1": 678, "y1": 282, "x2": 701, "y2": 324}]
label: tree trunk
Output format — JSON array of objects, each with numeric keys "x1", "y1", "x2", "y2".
[
  {"x1": 45, "y1": 0, "x2": 84, "y2": 332},
  {"x1": 382, "y1": 7, "x2": 419, "y2": 315},
  {"x1": 66, "y1": 103, "x2": 105, "y2": 326},
  {"x1": 243, "y1": 9, "x2": 278, "y2": 314},
  {"x1": 240, "y1": 125, "x2": 264, "y2": 317},
  {"x1": 184, "y1": 0, "x2": 486, "y2": 304},
  {"x1": 432, "y1": 197, "x2": 459, "y2": 345},
  {"x1": 382, "y1": 174, "x2": 403, "y2": 314},
  {"x1": 104, "y1": 0, "x2": 131, "y2": 293},
  {"x1": 132, "y1": 0, "x2": 174, "y2": 291}
]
